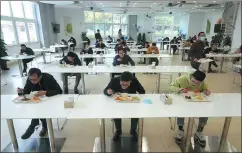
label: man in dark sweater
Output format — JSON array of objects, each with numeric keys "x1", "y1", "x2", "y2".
[
  {"x1": 95, "y1": 29, "x2": 102, "y2": 43},
  {"x1": 103, "y1": 71, "x2": 145, "y2": 141},
  {"x1": 188, "y1": 39, "x2": 205, "y2": 70},
  {"x1": 112, "y1": 50, "x2": 135, "y2": 78},
  {"x1": 68, "y1": 37, "x2": 77, "y2": 51},
  {"x1": 60, "y1": 52, "x2": 82, "y2": 94},
  {"x1": 17, "y1": 68, "x2": 62, "y2": 139},
  {"x1": 115, "y1": 42, "x2": 130, "y2": 54},
  {"x1": 20, "y1": 44, "x2": 35, "y2": 74},
  {"x1": 95, "y1": 39, "x2": 106, "y2": 54}
]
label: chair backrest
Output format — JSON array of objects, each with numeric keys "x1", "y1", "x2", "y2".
[{"x1": 49, "y1": 46, "x2": 56, "y2": 53}]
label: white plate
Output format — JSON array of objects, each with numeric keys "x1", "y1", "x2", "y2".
[
  {"x1": 182, "y1": 92, "x2": 211, "y2": 102},
  {"x1": 12, "y1": 95, "x2": 47, "y2": 104}
]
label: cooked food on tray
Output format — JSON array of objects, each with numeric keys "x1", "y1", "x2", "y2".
[
  {"x1": 185, "y1": 96, "x2": 191, "y2": 99},
  {"x1": 114, "y1": 94, "x2": 140, "y2": 102}
]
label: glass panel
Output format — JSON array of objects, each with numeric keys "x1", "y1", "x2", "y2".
[
  {"x1": 113, "y1": 14, "x2": 121, "y2": 24},
  {"x1": 1, "y1": 20, "x2": 16, "y2": 44},
  {"x1": 85, "y1": 24, "x2": 95, "y2": 38},
  {"x1": 104, "y1": 13, "x2": 112, "y2": 23},
  {"x1": 105, "y1": 24, "x2": 112, "y2": 37},
  {"x1": 155, "y1": 16, "x2": 173, "y2": 25},
  {"x1": 113, "y1": 25, "x2": 120, "y2": 37},
  {"x1": 27, "y1": 22, "x2": 37, "y2": 41},
  {"x1": 84, "y1": 11, "x2": 94, "y2": 23},
  {"x1": 94, "y1": 12, "x2": 104, "y2": 23},
  {"x1": 23, "y1": 1, "x2": 34, "y2": 19},
  {"x1": 16, "y1": 21, "x2": 28, "y2": 43},
  {"x1": 121, "y1": 14, "x2": 127, "y2": 24},
  {"x1": 11, "y1": 1, "x2": 24, "y2": 18},
  {"x1": 1, "y1": 1, "x2": 11, "y2": 16},
  {"x1": 121, "y1": 25, "x2": 127, "y2": 36},
  {"x1": 95, "y1": 24, "x2": 104, "y2": 37}
]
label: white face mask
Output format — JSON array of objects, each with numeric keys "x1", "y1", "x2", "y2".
[{"x1": 199, "y1": 37, "x2": 206, "y2": 41}]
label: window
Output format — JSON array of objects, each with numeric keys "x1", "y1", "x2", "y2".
[
  {"x1": 1, "y1": 20, "x2": 16, "y2": 44},
  {"x1": 1, "y1": 1, "x2": 11, "y2": 16},
  {"x1": 11, "y1": 1, "x2": 24, "y2": 18},
  {"x1": 1, "y1": 1, "x2": 38, "y2": 45},
  {"x1": 27, "y1": 22, "x2": 37, "y2": 42},
  {"x1": 84, "y1": 11, "x2": 127, "y2": 38},
  {"x1": 16, "y1": 22, "x2": 28, "y2": 43}
]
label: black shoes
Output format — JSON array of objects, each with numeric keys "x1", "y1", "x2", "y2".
[
  {"x1": 113, "y1": 130, "x2": 122, "y2": 141},
  {"x1": 130, "y1": 130, "x2": 138, "y2": 142},
  {"x1": 2, "y1": 68, "x2": 9, "y2": 70},
  {"x1": 74, "y1": 88, "x2": 79, "y2": 94},
  {"x1": 39, "y1": 127, "x2": 47, "y2": 137},
  {"x1": 64, "y1": 88, "x2": 68, "y2": 94},
  {"x1": 21, "y1": 126, "x2": 35, "y2": 139}
]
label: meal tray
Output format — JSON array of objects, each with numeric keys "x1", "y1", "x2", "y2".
[{"x1": 182, "y1": 93, "x2": 211, "y2": 102}]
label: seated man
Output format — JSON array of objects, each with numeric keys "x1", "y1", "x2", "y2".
[
  {"x1": 17, "y1": 68, "x2": 62, "y2": 139},
  {"x1": 107, "y1": 35, "x2": 113, "y2": 43},
  {"x1": 112, "y1": 49, "x2": 135, "y2": 78},
  {"x1": 20, "y1": 44, "x2": 35, "y2": 74},
  {"x1": 114, "y1": 39, "x2": 121, "y2": 51},
  {"x1": 103, "y1": 71, "x2": 145, "y2": 141},
  {"x1": 81, "y1": 44, "x2": 94, "y2": 66},
  {"x1": 147, "y1": 42, "x2": 159, "y2": 66},
  {"x1": 95, "y1": 39, "x2": 106, "y2": 54},
  {"x1": 68, "y1": 37, "x2": 77, "y2": 51},
  {"x1": 170, "y1": 37, "x2": 178, "y2": 55},
  {"x1": 60, "y1": 39, "x2": 68, "y2": 57},
  {"x1": 139, "y1": 42, "x2": 150, "y2": 64},
  {"x1": 60, "y1": 52, "x2": 81, "y2": 94},
  {"x1": 204, "y1": 44, "x2": 219, "y2": 73},
  {"x1": 169, "y1": 71, "x2": 211, "y2": 147},
  {"x1": 115, "y1": 42, "x2": 130, "y2": 54}
]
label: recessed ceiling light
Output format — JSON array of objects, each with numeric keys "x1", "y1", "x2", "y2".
[
  {"x1": 190, "y1": 11, "x2": 193, "y2": 12},
  {"x1": 198, "y1": 9, "x2": 200, "y2": 10},
  {"x1": 193, "y1": 1, "x2": 196, "y2": 3},
  {"x1": 195, "y1": 5, "x2": 198, "y2": 7},
  {"x1": 100, "y1": 3, "x2": 102, "y2": 4},
  {"x1": 199, "y1": 5, "x2": 202, "y2": 7},
  {"x1": 120, "y1": 3, "x2": 122, "y2": 4},
  {"x1": 213, "y1": 9, "x2": 215, "y2": 11},
  {"x1": 134, "y1": 3, "x2": 137, "y2": 4},
  {"x1": 192, "y1": 8, "x2": 195, "y2": 9},
  {"x1": 154, "y1": 3, "x2": 156, "y2": 4},
  {"x1": 206, "y1": 10, "x2": 207, "y2": 12},
  {"x1": 221, "y1": 5, "x2": 224, "y2": 7},
  {"x1": 213, "y1": 1, "x2": 216, "y2": 2}
]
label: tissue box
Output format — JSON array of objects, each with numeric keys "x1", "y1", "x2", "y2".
[
  {"x1": 160, "y1": 94, "x2": 172, "y2": 105},
  {"x1": 64, "y1": 101, "x2": 74, "y2": 108}
]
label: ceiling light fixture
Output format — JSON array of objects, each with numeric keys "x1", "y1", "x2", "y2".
[
  {"x1": 213, "y1": 1, "x2": 216, "y2": 3},
  {"x1": 195, "y1": 5, "x2": 198, "y2": 7},
  {"x1": 200, "y1": 5, "x2": 202, "y2": 7},
  {"x1": 100, "y1": 3, "x2": 102, "y2": 4},
  {"x1": 120, "y1": 3, "x2": 122, "y2": 4},
  {"x1": 221, "y1": 4, "x2": 224, "y2": 7},
  {"x1": 206, "y1": 10, "x2": 207, "y2": 12},
  {"x1": 154, "y1": 3, "x2": 156, "y2": 4},
  {"x1": 198, "y1": 9, "x2": 200, "y2": 10},
  {"x1": 193, "y1": 1, "x2": 196, "y2": 3},
  {"x1": 134, "y1": 3, "x2": 137, "y2": 4},
  {"x1": 213, "y1": 9, "x2": 215, "y2": 11}
]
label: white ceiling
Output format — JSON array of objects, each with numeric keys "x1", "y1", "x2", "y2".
[{"x1": 40, "y1": 0, "x2": 237, "y2": 13}]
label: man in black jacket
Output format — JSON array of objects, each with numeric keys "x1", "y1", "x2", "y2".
[
  {"x1": 188, "y1": 39, "x2": 205, "y2": 70},
  {"x1": 68, "y1": 37, "x2": 77, "y2": 51},
  {"x1": 95, "y1": 29, "x2": 102, "y2": 43},
  {"x1": 20, "y1": 44, "x2": 35, "y2": 74},
  {"x1": 60, "y1": 52, "x2": 81, "y2": 94},
  {"x1": 103, "y1": 71, "x2": 145, "y2": 141},
  {"x1": 17, "y1": 68, "x2": 62, "y2": 139}
]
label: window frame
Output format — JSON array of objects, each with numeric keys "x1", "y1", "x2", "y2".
[{"x1": 0, "y1": 1, "x2": 39, "y2": 46}]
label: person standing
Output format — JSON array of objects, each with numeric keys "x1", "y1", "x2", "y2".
[
  {"x1": 118, "y1": 29, "x2": 122, "y2": 38},
  {"x1": 170, "y1": 37, "x2": 178, "y2": 55},
  {"x1": 20, "y1": 44, "x2": 35, "y2": 74},
  {"x1": 169, "y1": 71, "x2": 211, "y2": 147},
  {"x1": 68, "y1": 37, "x2": 76, "y2": 51},
  {"x1": 60, "y1": 39, "x2": 68, "y2": 57},
  {"x1": 95, "y1": 29, "x2": 102, "y2": 43},
  {"x1": 104, "y1": 71, "x2": 145, "y2": 141},
  {"x1": 18, "y1": 68, "x2": 62, "y2": 139},
  {"x1": 60, "y1": 52, "x2": 82, "y2": 94}
]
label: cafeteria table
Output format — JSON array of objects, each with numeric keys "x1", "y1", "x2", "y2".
[
  {"x1": 43, "y1": 65, "x2": 195, "y2": 94},
  {"x1": 67, "y1": 93, "x2": 241, "y2": 152},
  {"x1": 206, "y1": 53, "x2": 242, "y2": 73},
  {"x1": 1, "y1": 55, "x2": 36, "y2": 77},
  {"x1": 1, "y1": 94, "x2": 78, "y2": 152},
  {"x1": 33, "y1": 48, "x2": 52, "y2": 64}
]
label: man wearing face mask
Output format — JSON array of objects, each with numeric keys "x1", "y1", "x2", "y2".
[
  {"x1": 104, "y1": 71, "x2": 145, "y2": 141},
  {"x1": 169, "y1": 70, "x2": 211, "y2": 147},
  {"x1": 17, "y1": 68, "x2": 62, "y2": 139}
]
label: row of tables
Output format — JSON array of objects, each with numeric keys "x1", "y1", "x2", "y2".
[{"x1": 2, "y1": 93, "x2": 241, "y2": 152}]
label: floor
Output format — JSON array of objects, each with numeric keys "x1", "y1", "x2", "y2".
[{"x1": 1, "y1": 49, "x2": 241, "y2": 152}]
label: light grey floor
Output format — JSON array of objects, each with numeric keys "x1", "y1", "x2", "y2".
[{"x1": 1, "y1": 49, "x2": 241, "y2": 152}]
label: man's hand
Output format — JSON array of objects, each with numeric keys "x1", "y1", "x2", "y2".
[
  {"x1": 107, "y1": 88, "x2": 113, "y2": 95},
  {"x1": 117, "y1": 58, "x2": 122, "y2": 62},
  {"x1": 179, "y1": 88, "x2": 188, "y2": 93},
  {"x1": 17, "y1": 88, "x2": 24, "y2": 93},
  {"x1": 203, "y1": 90, "x2": 211, "y2": 96},
  {"x1": 35, "y1": 90, "x2": 47, "y2": 97},
  {"x1": 194, "y1": 58, "x2": 198, "y2": 62}
]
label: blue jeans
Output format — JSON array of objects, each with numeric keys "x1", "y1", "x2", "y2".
[{"x1": 177, "y1": 117, "x2": 208, "y2": 127}]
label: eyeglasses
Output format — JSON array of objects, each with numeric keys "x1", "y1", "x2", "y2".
[
  {"x1": 28, "y1": 75, "x2": 42, "y2": 82},
  {"x1": 190, "y1": 78, "x2": 201, "y2": 85}
]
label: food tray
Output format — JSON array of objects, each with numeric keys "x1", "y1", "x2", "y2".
[
  {"x1": 182, "y1": 92, "x2": 211, "y2": 102},
  {"x1": 12, "y1": 95, "x2": 47, "y2": 104},
  {"x1": 113, "y1": 94, "x2": 140, "y2": 103}
]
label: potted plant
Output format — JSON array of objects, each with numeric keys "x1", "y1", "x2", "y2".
[{"x1": 0, "y1": 39, "x2": 9, "y2": 70}]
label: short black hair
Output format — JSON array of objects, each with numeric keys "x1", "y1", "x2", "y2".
[
  {"x1": 117, "y1": 39, "x2": 120, "y2": 42},
  {"x1": 67, "y1": 52, "x2": 76, "y2": 58},
  {"x1": 120, "y1": 42, "x2": 126, "y2": 45},
  {"x1": 120, "y1": 71, "x2": 133, "y2": 81},
  {"x1": 21, "y1": 44, "x2": 26, "y2": 47},
  {"x1": 97, "y1": 29, "x2": 100, "y2": 31},
  {"x1": 28, "y1": 68, "x2": 41, "y2": 77},
  {"x1": 152, "y1": 42, "x2": 156, "y2": 46},
  {"x1": 192, "y1": 71, "x2": 206, "y2": 82},
  {"x1": 145, "y1": 42, "x2": 149, "y2": 44}
]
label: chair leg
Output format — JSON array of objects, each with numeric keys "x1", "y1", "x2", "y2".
[
  {"x1": 111, "y1": 119, "x2": 114, "y2": 134},
  {"x1": 169, "y1": 117, "x2": 176, "y2": 130},
  {"x1": 57, "y1": 118, "x2": 68, "y2": 131}
]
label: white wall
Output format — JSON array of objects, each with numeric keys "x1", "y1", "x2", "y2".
[
  {"x1": 179, "y1": 14, "x2": 190, "y2": 38},
  {"x1": 187, "y1": 12, "x2": 205, "y2": 38},
  {"x1": 232, "y1": 2, "x2": 241, "y2": 49},
  {"x1": 54, "y1": 6, "x2": 85, "y2": 48}
]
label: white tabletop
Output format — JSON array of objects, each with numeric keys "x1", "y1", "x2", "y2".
[
  {"x1": 107, "y1": 48, "x2": 147, "y2": 52},
  {"x1": 33, "y1": 48, "x2": 52, "y2": 52},
  {"x1": 67, "y1": 93, "x2": 241, "y2": 119},
  {"x1": 50, "y1": 44, "x2": 67, "y2": 48},
  {"x1": 1, "y1": 55, "x2": 35, "y2": 60},
  {"x1": 198, "y1": 58, "x2": 214, "y2": 63},
  {"x1": 43, "y1": 65, "x2": 195, "y2": 73},
  {"x1": 1, "y1": 94, "x2": 78, "y2": 119},
  {"x1": 79, "y1": 54, "x2": 172, "y2": 58},
  {"x1": 179, "y1": 47, "x2": 190, "y2": 50},
  {"x1": 206, "y1": 53, "x2": 242, "y2": 58},
  {"x1": 233, "y1": 64, "x2": 241, "y2": 69}
]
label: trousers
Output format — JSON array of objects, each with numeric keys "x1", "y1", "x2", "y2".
[
  {"x1": 30, "y1": 118, "x2": 47, "y2": 128},
  {"x1": 113, "y1": 118, "x2": 139, "y2": 132},
  {"x1": 62, "y1": 73, "x2": 81, "y2": 90},
  {"x1": 177, "y1": 117, "x2": 208, "y2": 127}
]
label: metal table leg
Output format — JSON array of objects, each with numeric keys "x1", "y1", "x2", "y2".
[
  {"x1": 138, "y1": 118, "x2": 144, "y2": 153},
  {"x1": 219, "y1": 57, "x2": 224, "y2": 73},
  {"x1": 46, "y1": 119, "x2": 56, "y2": 152},
  {"x1": 100, "y1": 119, "x2": 106, "y2": 152},
  {"x1": 184, "y1": 117, "x2": 194, "y2": 153},
  {"x1": 42, "y1": 52, "x2": 47, "y2": 64},
  {"x1": 6, "y1": 119, "x2": 19, "y2": 152},
  {"x1": 81, "y1": 73, "x2": 86, "y2": 94},
  {"x1": 218, "y1": 117, "x2": 232, "y2": 152},
  {"x1": 157, "y1": 73, "x2": 161, "y2": 93},
  {"x1": 18, "y1": 59, "x2": 24, "y2": 77}
]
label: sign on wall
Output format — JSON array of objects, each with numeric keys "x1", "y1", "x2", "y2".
[{"x1": 63, "y1": 16, "x2": 73, "y2": 36}]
